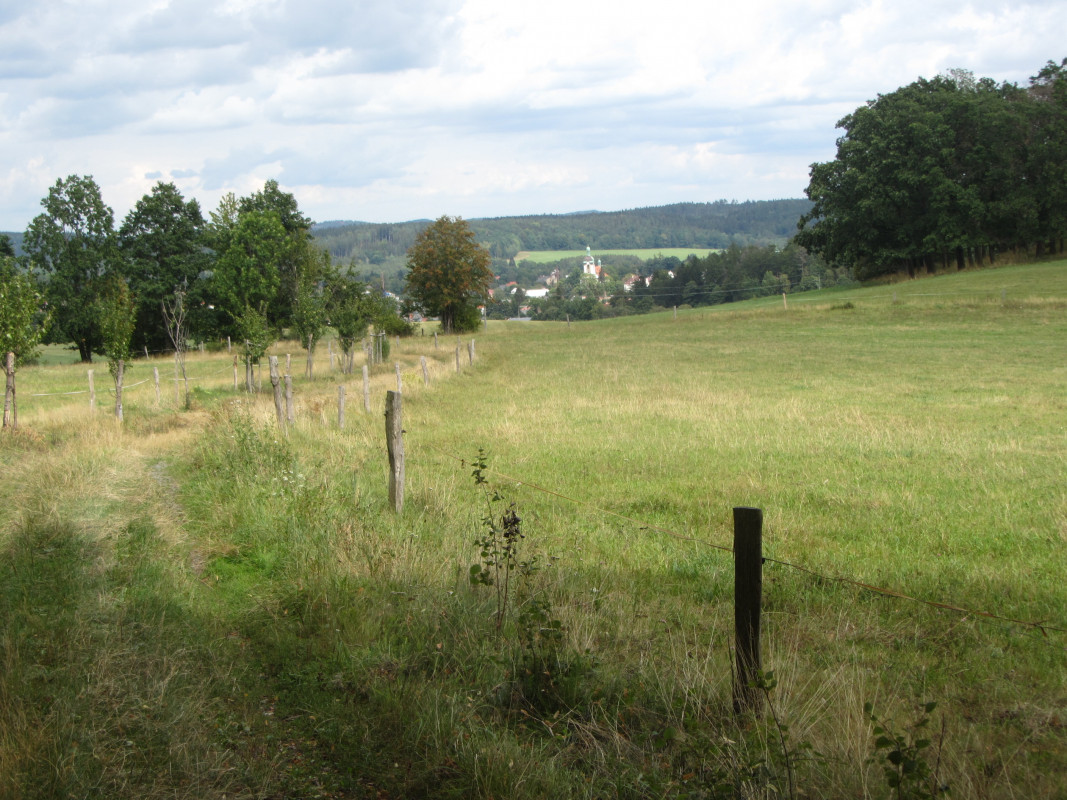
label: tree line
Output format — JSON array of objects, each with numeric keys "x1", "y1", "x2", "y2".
[
  {"x1": 4, "y1": 176, "x2": 406, "y2": 371},
  {"x1": 796, "y1": 59, "x2": 1067, "y2": 278},
  {"x1": 309, "y1": 199, "x2": 812, "y2": 276}
]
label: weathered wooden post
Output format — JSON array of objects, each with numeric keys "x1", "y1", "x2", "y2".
[
  {"x1": 434, "y1": 331, "x2": 438, "y2": 350},
  {"x1": 362, "y1": 364, "x2": 370, "y2": 412},
  {"x1": 173, "y1": 356, "x2": 180, "y2": 405},
  {"x1": 385, "y1": 390, "x2": 404, "y2": 513},
  {"x1": 268, "y1": 356, "x2": 285, "y2": 429},
  {"x1": 329, "y1": 340, "x2": 335, "y2": 371},
  {"x1": 115, "y1": 359, "x2": 124, "y2": 422},
  {"x1": 338, "y1": 385, "x2": 346, "y2": 429},
  {"x1": 396, "y1": 335, "x2": 400, "y2": 352},
  {"x1": 227, "y1": 336, "x2": 231, "y2": 353},
  {"x1": 3, "y1": 352, "x2": 15, "y2": 429},
  {"x1": 286, "y1": 353, "x2": 291, "y2": 375},
  {"x1": 467, "y1": 340, "x2": 474, "y2": 365},
  {"x1": 153, "y1": 366, "x2": 160, "y2": 405},
  {"x1": 233, "y1": 355, "x2": 239, "y2": 391},
  {"x1": 732, "y1": 506, "x2": 764, "y2": 715},
  {"x1": 285, "y1": 375, "x2": 294, "y2": 424},
  {"x1": 395, "y1": 362, "x2": 402, "y2": 394},
  {"x1": 455, "y1": 345, "x2": 461, "y2": 373},
  {"x1": 88, "y1": 369, "x2": 95, "y2": 411},
  {"x1": 674, "y1": 305, "x2": 677, "y2": 319},
  {"x1": 782, "y1": 292, "x2": 788, "y2": 310},
  {"x1": 421, "y1": 356, "x2": 428, "y2": 386},
  {"x1": 144, "y1": 345, "x2": 150, "y2": 360}
]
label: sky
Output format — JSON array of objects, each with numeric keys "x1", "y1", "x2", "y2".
[{"x1": 0, "y1": 0, "x2": 1064, "y2": 231}]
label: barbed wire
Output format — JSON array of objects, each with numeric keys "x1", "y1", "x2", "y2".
[{"x1": 412, "y1": 434, "x2": 1066, "y2": 641}]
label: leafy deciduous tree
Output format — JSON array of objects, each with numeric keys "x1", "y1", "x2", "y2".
[
  {"x1": 24, "y1": 175, "x2": 119, "y2": 362},
  {"x1": 404, "y1": 216, "x2": 493, "y2": 334}
]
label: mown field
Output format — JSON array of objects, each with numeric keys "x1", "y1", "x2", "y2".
[
  {"x1": 514, "y1": 247, "x2": 720, "y2": 263},
  {"x1": 1, "y1": 260, "x2": 1065, "y2": 799}
]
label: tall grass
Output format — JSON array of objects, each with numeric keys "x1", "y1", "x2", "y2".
[{"x1": 2, "y1": 260, "x2": 1065, "y2": 797}]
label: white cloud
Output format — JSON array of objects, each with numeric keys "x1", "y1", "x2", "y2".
[{"x1": 0, "y1": 0, "x2": 1064, "y2": 228}]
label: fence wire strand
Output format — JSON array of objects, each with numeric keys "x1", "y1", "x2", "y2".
[{"x1": 413, "y1": 434, "x2": 1065, "y2": 641}]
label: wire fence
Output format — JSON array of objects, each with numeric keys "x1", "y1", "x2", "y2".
[{"x1": 411, "y1": 436, "x2": 1066, "y2": 643}]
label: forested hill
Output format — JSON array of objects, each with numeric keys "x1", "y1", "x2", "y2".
[{"x1": 310, "y1": 199, "x2": 812, "y2": 266}]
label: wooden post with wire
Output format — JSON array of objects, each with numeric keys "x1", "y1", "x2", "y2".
[
  {"x1": 285, "y1": 375, "x2": 294, "y2": 424},
  {"x1": 269, "y1": 356, "x2": 285, "y2": 429},
  {"x1": 732, "y1": 506, "x2": 763, "y2": 715},
  {"x1": 421, "y1": 356, "x2": 428, "y2": 386},
  {"x1": 385, "y1": 390, "x2": 404, "y2": 513},
  {"x1": 3, "y1": 352, "x2": 15, "y2": 429},
  {"x1": 88, "y1": 369, "x2": 95, "y2": 411},
  {"x1": 362, "y1": 365, "x2": 370, "y2": 412},
  {"x1": 337, "y1": 385, "x2": 345, "y2": 429}
]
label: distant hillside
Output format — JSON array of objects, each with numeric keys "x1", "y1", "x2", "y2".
[{"x1": 310, "y1": 199, "x2": 812, "y2": 268}]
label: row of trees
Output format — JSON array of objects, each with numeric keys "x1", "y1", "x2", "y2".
[
  {"x1": 797, "y1": 60, "x2": 1067, "y2": 278},
  {"x1": 12, "y1": 176, "x2": 401, "y2": 372}
]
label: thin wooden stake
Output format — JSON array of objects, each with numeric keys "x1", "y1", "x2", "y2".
[
  {"x1": 782, "y1": 292, "x2": 788, "y2": 310},
  {"x1": 434, "y1": 331, "x2": 438, "y2": 349},
  {"x1": 269, "y1": 356, "x2": 285, "y2": 429},
  {"x1": 153, "y1": 367, "x2": 160, "y2": 405},
  {"x1": 338, "y1": 385, "x2": 346, "y2": 429},
  {"x1": 733, "y1": 506, "x2": 764, "y2": 715},
  {"x1": 362, "y1": 364, "x2": 370, "y2": 412},
  {"x1": 467, "y1": 340, "x2": 474, "y2": 365},
  {"x1": 385, "y1": 390, "x2": 404, "y2": 513},
  {"x1": 88, "y1": 369, "x2": 95, "y2": 411},
  {"x1": 455, "y1": 345, "x2": 460, "y2": 373},
  {"x1": 421, "y1": 356, "x2": 428, "y2": 386},
  {"x1": 3, "y1": 352, "x2": 15, "y2": 429},
  {"x1": 395, "y1": 362, "x2": 402, "y2": 394},
  {"x1": 115, "y1": 359, "x2": 124, "y2": 422},
  {"x1": 285, "y1": 375, "x2": 294, "y2": 424}
]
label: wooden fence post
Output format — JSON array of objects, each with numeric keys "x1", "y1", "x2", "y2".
[
  {"x1": 733, "y1": 506, "x2": 764, "y2": 715},
  {"x1": 421, "y1": 356, "x2": 428, "y2": 386},
  {"x1": 233, "y1": 355, "x2": 238, "y2": 391},
  {"x1": 467, "y1": 340, "x2": 474, "y2": 365},
  {"x1": 395, "y1": 362, "x2": 402, "y2": 394},
  {"x1": 268, "y1": 356, "x2": 285, "y2": 429},
  {"x1": 3, "y1": 352, "x2": 15, "y2": 429},
  {"x1": 115, "y1": 359, "x2": 124, "y2": 422},
  {"x1": 338, "y1": 385, "x2": 346, "y2": 429},
  {"x1": 782, "y1": 292, "x2": 788, "y2": 310},
  {"x1": 286, "y1": 353, "x2": 291, "y2": 376},
  {"x1": 362, "y1": 364, "x2": 370, "y2": 412},
  {"x1": 88, "y1": 369, "x2": 95, "y2": 411},
  {"x1": 285, "y1": 375, "x2": 294, "y2": 424},
  {"x1": 227, "y1": 336, "x2": 231, "y2": 353},
  {"x1": 385, "y1": 390, "x2": 404, "y2": 513},
  {"x1": 455, "y1": 345, "x2": 460, "y2": 373},
  {"x1": 153, "y1": 367, "x2": 160, "y2": 405},
  {"x1": 173, "y1": 356, "x2": 180, "y2": 405},
  {"x1": 434, "y1": 332, "x2": 438, "y2": 350}
]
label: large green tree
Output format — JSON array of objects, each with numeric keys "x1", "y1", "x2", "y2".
[
  {"x1": 24, "y1": 175, "x2": 120, "y2": 362},
  {"x1": 404, "y1": 216, "x2": 492, "y2": 334},
  {"x1": 797, "y1": 61, "x2": 1067, "y2": 276},
  {"x1": 118, "y1": 182, "x2": 210, "y2": 353}
]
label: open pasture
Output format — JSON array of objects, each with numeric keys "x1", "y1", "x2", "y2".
[{"x1": 1, "y1": 261, "x2": 1065, "y2": 798}]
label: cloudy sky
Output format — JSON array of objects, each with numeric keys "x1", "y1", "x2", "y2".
[{"x1": 0, "y1": 0, "x2": 1063, "y2": 230}]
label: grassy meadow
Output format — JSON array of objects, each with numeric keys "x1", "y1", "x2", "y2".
[{"x1": 1, "y1": 260, "x2": 1065, "y2": 798}]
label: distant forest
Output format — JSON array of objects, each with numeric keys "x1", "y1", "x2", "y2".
[{"x1": 311, "y1": 199, "x2": 812, "y2": 271}]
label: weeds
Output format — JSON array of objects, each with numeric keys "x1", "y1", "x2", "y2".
[{"x1": 866, "y1": 701, "x2": 949, "y2": 799}]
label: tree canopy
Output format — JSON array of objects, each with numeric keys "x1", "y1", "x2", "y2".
[
  {"x1": 796, "y1": 60, "x2": 1067, "y2": 278},
  {"x1": 24, "y1": 175, "x2": 119, "y2": 362},
  {"x1": 404, "y1": 216, "x2": 493, "y2": 334}
]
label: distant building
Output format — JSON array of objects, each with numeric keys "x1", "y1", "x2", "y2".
[{"x1": 581, "y1": 246, "x2": 603, "y2": 279}]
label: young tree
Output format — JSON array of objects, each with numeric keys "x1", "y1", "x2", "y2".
[
  {"x1": 404, "y1": 216, "x2": 492, "y2": 334},
  {"x1": 1, "y1": 259, "x2": 50, "y2": 429},
  {"x1": 97, "y1": 276, "x2": 136, "y2": 420},
  {"x1": 291, "y1": 248, "x2": 330, "y2": 378},
  {"x1": 23, "y1": 175, "x2": 119, "y2": 362},
  {"x1": 325, "y1": 273, "x2": 371, "y2": 374}
]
